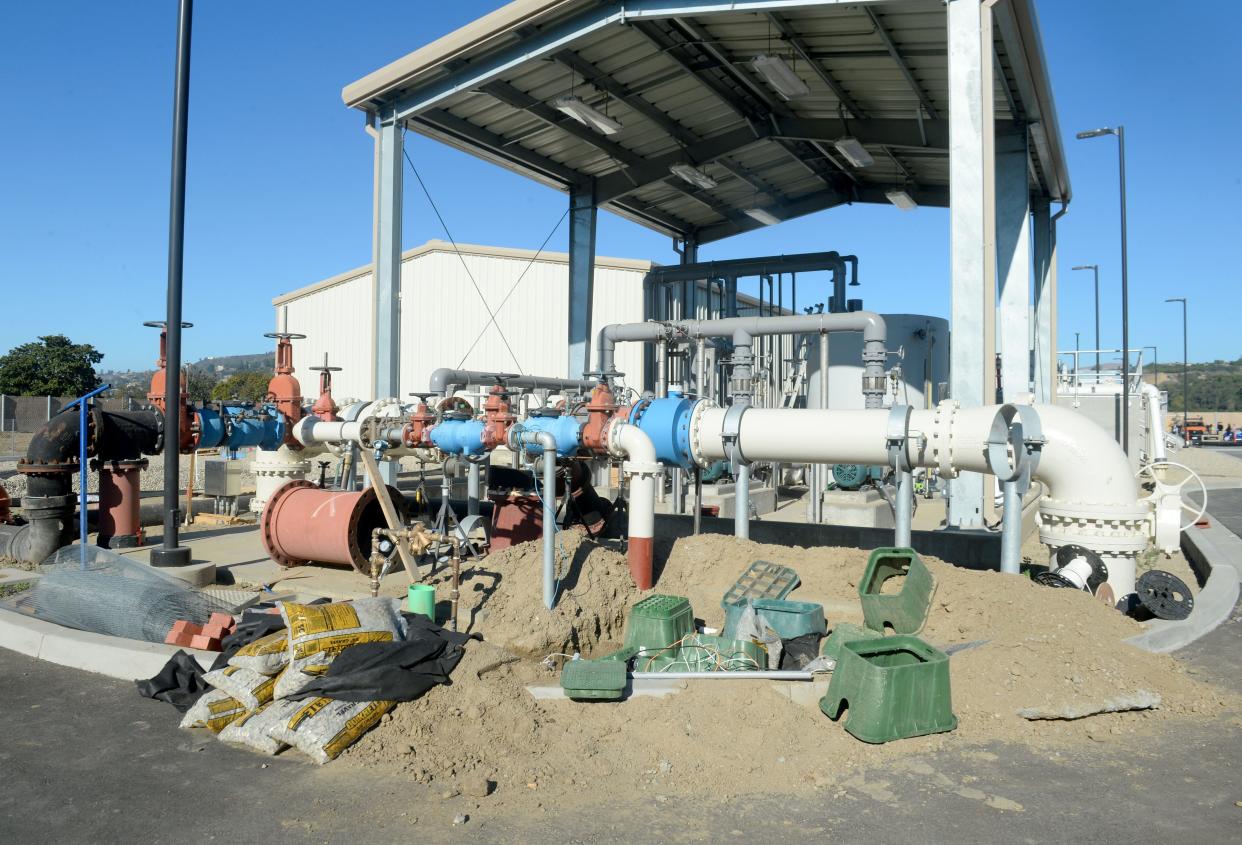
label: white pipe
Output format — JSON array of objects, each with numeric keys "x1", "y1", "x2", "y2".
[
  {"x1": 1140, "y1": 382, "x2": 1167, "y2": 463},
  {"x1": 514, "y1": 430, "x2": 558, "y2": 610},
  {"x1": 467, "y1": 459, "x2": 481, "y2": 516},
  {"x1": 690, "y1": 401, "x2": 1148, "y2": 596},
  {"x1": 735, "y1": 463, "x2": 750, "y2": 539},
  {"x1": 609, "y1": 420, "x2": 657, "y2": 590}
]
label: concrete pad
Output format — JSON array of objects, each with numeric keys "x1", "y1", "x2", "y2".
[
  {"x1": 767, "y1": 678, "x2": 831, "y2": 709},
  {"x1": 526, "y1": 678, "x2": 687, "y2": 700},
  {"x1": 821, "y1": 488, "x2": 894, "y2": 529},
  {"x1": 0, "y1": 606, "x2": 214, "y2": 680},
  {"x1": 0, "y1": 568, "x2": 39, "y2": 585},
  {"x1": 1127, "y1": 519, "x2": 1242, "y2": 654}
]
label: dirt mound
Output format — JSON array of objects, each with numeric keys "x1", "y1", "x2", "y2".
[
  {"x1": 423, "y1": 529, "x2": 637, "y2": 660},
  {"x1": 343, "y1": 534, "x2": 1237, "y2": 809}
]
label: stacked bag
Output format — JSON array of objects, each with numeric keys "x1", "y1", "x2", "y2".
[{"x1": 180, "y1": 597, "x2": 405, "y2": 764}]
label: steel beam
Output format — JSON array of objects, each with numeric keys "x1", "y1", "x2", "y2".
[
  {"x1": 945, "y1": 0, "x2": 995, "y2": 528},
  {"x1": 373, "y1": 116, "x2": 403, "y2": 484},
  {"x1": 1032, "y1": 200, "x2": 1054, "y2": 402},
  {"x1": 866, "y1": 6, "x2": 940, "y2": 119},
  {"x1": 996, "y1": 129, "x2": 1031, "y2": 401},
  {"x1": 568, "y1": 186, "x2": 598, "y2": 379},
  {"x1": 552, "y1": 49, "x2": 698, "y2": 145},
  {"x1": 411, "y1": 109, "x2": 578, "y2": 188}
]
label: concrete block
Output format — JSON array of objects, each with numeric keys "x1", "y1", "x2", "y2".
[
  {"x1": 821, "y1": 488, "x2": 894, "y2": 529},
  {"x1": 0, "y1": 608, "x2": 46, "y2": 657}
]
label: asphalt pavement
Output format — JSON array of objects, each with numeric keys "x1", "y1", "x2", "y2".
[{"x1": 2, "y1": 599, "x2": 1240, "y2": 845}]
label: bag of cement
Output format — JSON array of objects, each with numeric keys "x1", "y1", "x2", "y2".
[
  {"x1": 735, "y1": 602, "x2": 782, "y2": 669},
  {"x1": 275, "y1": 599, "x2": 406, "y2": 700},
  {"x1": 217, "y1": 700, "x2": 300, "y2": 756},
  {"x1": 180, "y1": 688, "x2": 246, "y2": 733},
  {"x1": 268, "y1": 697, "x2": 395, "y2": 765},
  {"x1": 203, "y1": 665, "x2": 281, "y2": 711},
  {"x1": 227, "y1": 630, "x2": 290, "y2": 675}
]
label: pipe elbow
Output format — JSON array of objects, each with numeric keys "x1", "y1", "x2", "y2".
[
  {"x1": 427, "y1": 368, "x2": 460, "y2": 395},
  {"x1": 857, "y1": 311, "x2": 887, "y2": 345},
  {"x1": 1033, "y1": 404, "x2": 1138, "y2": 506}
]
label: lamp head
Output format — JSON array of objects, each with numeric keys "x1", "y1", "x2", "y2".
[
  {"x1": 1076, "y1": 127, "x2": 1115, "y2": 139},
  {"x1": 1071, "y1": 264, "x2": 1097, "y2": 271}
]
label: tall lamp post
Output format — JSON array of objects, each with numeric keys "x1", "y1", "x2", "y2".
[
  {"x1": 1166, "y1": 297, "x2": 1188, "y2": 435},
  {"x1": 1071, "y1": 264, "x2": 1101, "y2": 377},
  {"x1": 1077, "y1": 125, "x2": 1129, "y2": 455}
]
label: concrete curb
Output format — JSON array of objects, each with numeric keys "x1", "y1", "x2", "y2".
[
  {"x1": 1126, "y1": 519, "x2": 1242, "y2": 654},
  {"x1": 0, "y1": 607, "x2": 214, "y2": 681}
]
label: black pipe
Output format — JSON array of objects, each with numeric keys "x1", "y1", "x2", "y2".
[
  {"x1": 154, "y1": 0, "x2": 194, "y2": 568},
  {"x1": 3, "y1": 408, "x2": 163, "y2": 564}
]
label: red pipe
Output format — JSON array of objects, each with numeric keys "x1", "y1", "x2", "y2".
[
  {"x1": 628, "y1": 537, "x2": 653, "y2": 591},
  {"x1": 97, "y1": 459, "x2": 147, "y2": 548},
  {"x1": 260, "y1": 479, "x2": 406, "y2": 572}
]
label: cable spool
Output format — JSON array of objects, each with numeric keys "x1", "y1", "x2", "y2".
[
  {"x1": 1135, "y1": 570, "x2": 1194, "y2": 620},
  {"x1": 1034, "y1": 545, "x2": 1108, "y2": 594}
]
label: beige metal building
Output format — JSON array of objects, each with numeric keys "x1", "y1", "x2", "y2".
[{"x1": 273, "y1": 239, "x2": 655, "y2": 401}]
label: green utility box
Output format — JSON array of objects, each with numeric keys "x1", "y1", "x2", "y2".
[
  {"x1": 820, "y1": 622, "x2": 884, "y2": 661},
  {"x1": 624, "y1": 594, "x2": 694, "y2": 659},
  {"x1": 858, "y1": 547, "x2": 936, "y2": 635},
  {"x1": 722, "y1": 598, "x2": 827, "y2": 641},
  {"x1": 820, "y1": 635, "x2": 957, "y2": 744},
  {"x1": 561, "y1": 659, "x2": 628, "y2": 701}
]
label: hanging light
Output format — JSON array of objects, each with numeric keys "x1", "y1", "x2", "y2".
[
  {"x1": 553, "y1": 95, "x2": 622, "y2": 135},
  {"x1": 884, "y1": 189, "x2": 917, "y2": 211},
  {"x1": 832, "y1": 137, "x2": 874, "y2": 168},
  {"x1": 744, "y1": 207, "x2": 781, "y2": 226},
  {"x1": 750, "y1": 54, "x2": 809, "y2": 101},
  {"x1": 669, "y1": 163, "x2": 718, "y2": 190}
]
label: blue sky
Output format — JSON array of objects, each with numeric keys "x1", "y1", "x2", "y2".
[{"x1": 1, "y1": 1, "x2": 1238, "y2": 373}]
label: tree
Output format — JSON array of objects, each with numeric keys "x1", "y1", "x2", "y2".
[
  {"x1": 0, "y1": 335, "x2": 103, "y2": 396},
  {"x1": 184, "y1": 366, "x2": 219, "y2": 402},
  {"x1": 211, "y1": 371, "x2": 271, "y2": 403}
]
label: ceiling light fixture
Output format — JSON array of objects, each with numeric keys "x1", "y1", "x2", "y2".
[
  {"x1": 832, "y1": 137, "x2": 874, "y2": 168},
  {"x1": 751, "y1": 54, "x2": 809, "y2": 101},
  {"x1": 744, "y1": 207, "x2": 781, "y2": 226},
  {"x1": 553, "y1": 95, "x2": 622, "y2": 135},
  {"x1": 669, "y1": 163, "x2": 718, "y2": 190},
  {"x1": 884, "y1": 189, "x2": 917, "y2": 211}
]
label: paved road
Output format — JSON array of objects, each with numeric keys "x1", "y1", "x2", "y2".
[{"x1": 2, "y1": 608, "x2": 1240, "y2": 844}]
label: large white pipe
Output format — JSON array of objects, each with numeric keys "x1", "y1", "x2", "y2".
[
  {"x1": 609, "y1": 420, "x2": 657, "y2": 590},
  {"x1": 1140, "y1": 382, "x2": 1167, "y2": 463},
  {"x1": 690, "y1": 401, "x2": 1148, "y2": 596}
]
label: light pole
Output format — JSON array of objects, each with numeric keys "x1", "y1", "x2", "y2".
[
  {"x1": 1074, "y1": 331, "x2": 1081, "y2": 378},
  {"x1": 1166, "y1": 297, "x2": 1188, "y2": 434},
  {"x1": 1071, "y1": 264, "x2": 1101, "y2": 376},
  {"x1": 1077, "y1": 126, "x2": 1129, "y2": 455}
]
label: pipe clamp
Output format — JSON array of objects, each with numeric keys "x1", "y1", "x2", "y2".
[
  {"x1": 885, "y1": 405, "x2": 913, "y2": 473},
  {"x1": 721, "y1": 403, "x2": 749, "y2": 475}
]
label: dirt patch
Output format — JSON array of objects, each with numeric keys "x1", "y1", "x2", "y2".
[
  {"x1": 341, "y1": 534, "x2": 1237, "y2": 810},
  {"x1": 1173, "y1": 446, "x2": 1242, "y2": 480}
]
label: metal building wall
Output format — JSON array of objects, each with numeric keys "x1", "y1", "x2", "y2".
[
  {"x1": 275, "y1": 245, "x2": 648, "y2": 401},
  {"x1": 278, "y1": 272, "x2": 374, "y2": 402}
]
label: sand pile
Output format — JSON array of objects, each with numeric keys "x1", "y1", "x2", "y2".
[{"x1": 342, "y1": 534, "x2": 1236, "y2": 807}]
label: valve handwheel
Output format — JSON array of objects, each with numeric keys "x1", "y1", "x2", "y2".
[
  {"x1": 1135, "y1": 460, "x2": 1207, "y2": 531},
  {"x1": 263, "y1": 331, "x2": 308, "y2": 340}
]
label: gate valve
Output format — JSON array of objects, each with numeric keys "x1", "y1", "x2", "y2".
[
  {"x1": 308, "y1": 353, "x2": 341, "y2": 422},
  {"x1": 143, "y1": 320, "x2": 197, "y2": 452},
  {"x1": 263, "y1": 332, "x2": 306, "y2": 425},
  {"x1": 403, "y1": 392, "x2": 439, "y2": 448},
  {"x1": 580, "y1": 375, "x2": 621, "y2": 454},
  {"x1": 481, "y1": 375, "x2": 518, "y2": 450}
]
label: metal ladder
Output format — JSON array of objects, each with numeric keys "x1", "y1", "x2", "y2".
[{"x1": 780, "y1": 335, "x2": 810, "y2": 408}]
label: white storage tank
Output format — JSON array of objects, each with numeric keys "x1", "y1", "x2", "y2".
[{"x1": 805, "y1": 314, "x2": 949, "y2": 410}]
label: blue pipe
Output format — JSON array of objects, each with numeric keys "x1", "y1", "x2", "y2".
[
  {"x1": 430, "y1": 418, "x2": 487, "y2": 456},
  {"x1": 629, "y1": 390, "x2": 699, "y2": 471},
  {"x1": 512, "y1": 414, "x2": 582, "y2": 457}
]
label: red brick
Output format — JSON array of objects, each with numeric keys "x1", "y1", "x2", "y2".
[
  {"x1": 201, "y1": 623, "x2": 229, "y2": 640},
  {"x1": 189, "y1": 634, "x2": 223, "y2": 651},
  {"x1": 208, "y1": 612, "x2": 236, "y2": 629},
  {"x1": 165, "y1": 630, "x2": 195, "y2": 647}
]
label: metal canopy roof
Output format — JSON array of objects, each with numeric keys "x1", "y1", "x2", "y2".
[{"x1": 344, "y1": 0, "x2": 1070, "y2": 245}]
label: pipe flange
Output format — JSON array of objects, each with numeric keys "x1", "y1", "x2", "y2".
[
  {"x1": 259, "y1": 479, "x2": 316, "y2": 568},
  {"x1": 931, "y1": 400, "x2": 959, "y2": 478},
  {"x1": 622, "y1": 459, "x2": 661, "y2": 477}
]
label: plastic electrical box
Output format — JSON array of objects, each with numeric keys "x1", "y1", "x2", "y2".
[
  {"x1": 858, "y1": 547, "x2": 936, "y2": 634},
  {"x1": 722, "y1": 598, "x2": 826, "y2": 641},
  {"x1": 623, "y1": 594, "x2": 694, "y2": 659},
  {"x1": 820, "y1": 635, "x2": 957, "y2": 743},
  {"x1": 819, "y1": 622, "x2": 884, "y2": 661}
]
